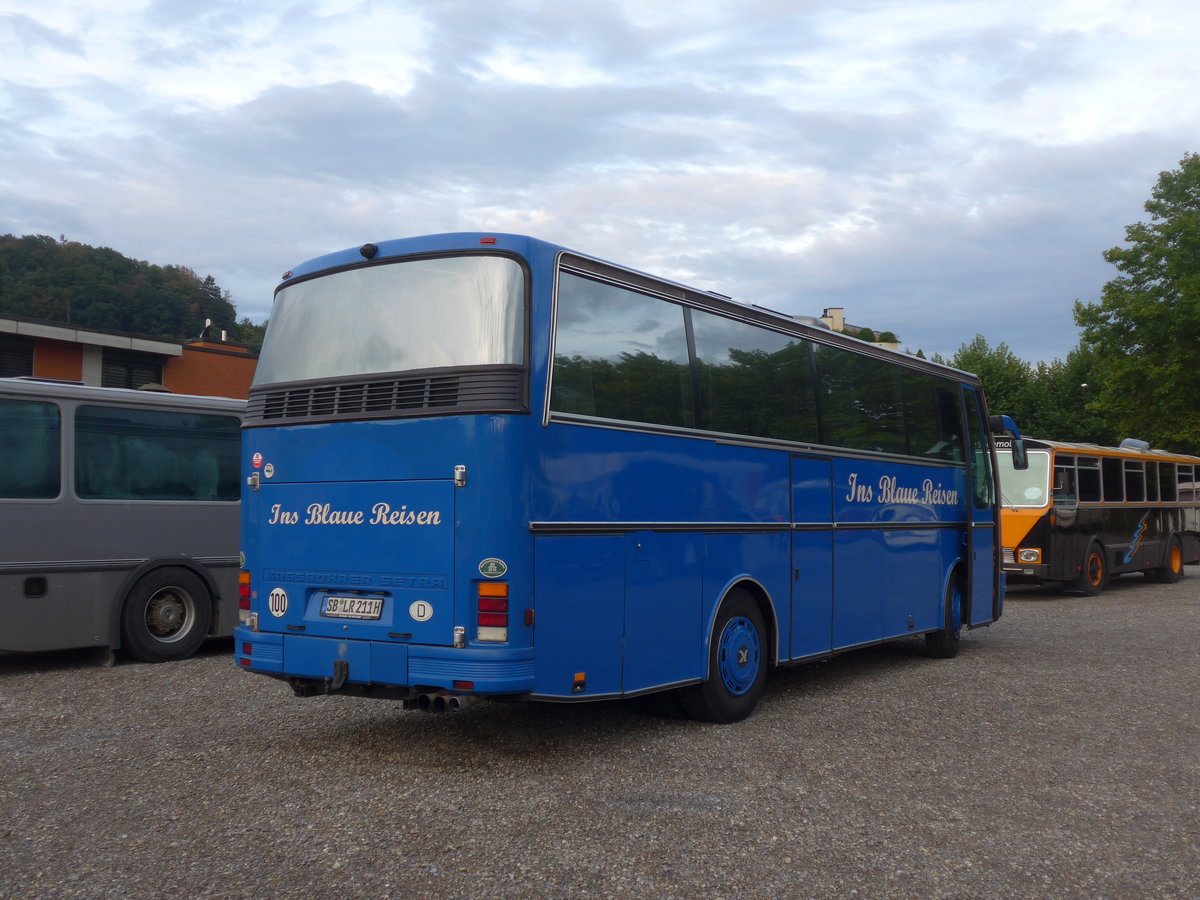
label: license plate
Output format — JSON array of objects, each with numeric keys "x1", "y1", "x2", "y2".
[{"x1": 321, "y1": 596, "x2": 384, "y2": 620}]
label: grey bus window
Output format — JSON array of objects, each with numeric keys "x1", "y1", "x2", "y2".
[
  {"x1": 1077, "y1": 457, "x2": 1102, "y2": 503},
  {"x1": 1146, "y1": 462, "x2": 1159, "y2": 502},
  {"x1": 551, "y1": 272, "x2": 693, "y2": 428},
  {"x1": 690, "y1": 309, "x2": 818, "y2": 443},
  {"x1": 903, "y1": 370, "x2": 963, "y2": 462},
  {"x1": 74, "y1": 406, "x2": 241, "y2": 501},
  {"x1": 0, "y1": 398, "x2": 60, "y2": 499},
  {"x1": 1124, "y1": 460, "x2": 1146, "y2": 503},
  {"x1": 814, "y1": 344, "x2": 905, "y2": 455},
  {"x1": 1178, "y1": 465, "x2": 1196, "y2": 503},
  {"x1": 1160, "y1": 463, "x2": 1177, "y2": 502}
]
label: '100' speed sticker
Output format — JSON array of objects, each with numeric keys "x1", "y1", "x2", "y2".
[{"x1": 268, "y1": 587, "x2": 288, "y2": 617}]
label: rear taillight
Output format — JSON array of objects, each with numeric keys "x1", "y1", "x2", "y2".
[
  {"x1": 476, "y1": 581, "x2": 508, "y2": 642},
  {"x1": 238, "y1": 571, "x2": 253, "y2": 625}
]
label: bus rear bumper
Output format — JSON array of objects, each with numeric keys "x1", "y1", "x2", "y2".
[{"x1": 233, "y1": 627, "x2": 535, "y2": 695}]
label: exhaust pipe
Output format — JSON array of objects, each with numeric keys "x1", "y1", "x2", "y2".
[{"x1": 405, "y1": 691, "x2": 480, "y2": 712}]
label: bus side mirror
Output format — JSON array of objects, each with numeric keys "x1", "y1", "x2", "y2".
[{"x1": 989, "y1": 414, "x2": 1028, "y2": 470}]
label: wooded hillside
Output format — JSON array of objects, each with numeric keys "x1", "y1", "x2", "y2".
[{"x1": 0, "y1": 234, "x2": 263, "y2": 348}]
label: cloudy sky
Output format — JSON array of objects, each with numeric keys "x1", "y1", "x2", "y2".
[{"x1": 2, "y1": 0, "x2": 1197, "y2": 363}]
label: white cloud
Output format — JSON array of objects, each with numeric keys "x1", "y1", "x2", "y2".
[{"x1": 1, "y1": 0, "x2": 1197, "y2": 363}]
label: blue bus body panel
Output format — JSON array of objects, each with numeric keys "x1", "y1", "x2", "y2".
[{"x1": 829, "y1": 456, "x2": 968, "y2": 647}]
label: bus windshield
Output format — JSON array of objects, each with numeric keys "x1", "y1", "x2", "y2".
[
  {"x1": 998, "y1": 449, "x2": 1051, "y2": 508},
  {"x1": 254, "y1": 255, "x2": 526, "y2": 386}
]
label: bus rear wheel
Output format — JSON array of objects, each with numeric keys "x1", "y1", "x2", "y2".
[
  {"x1": 1072, "y1": 541, "x2": 1107, "y2": 596},
  {"x1": 1154, "y1": 537, "x2": 1184, "y2": 584},
  {"x1": 678, "y1": 589, "x2": 766, "y2": 724},
  {"x1": 120, "y1": 567, "x2": 212, "y2": 662}
]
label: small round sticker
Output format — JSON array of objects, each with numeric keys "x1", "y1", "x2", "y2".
[
  {"x1": 268, "y1": 587, "x2": 288, "y2": 618},
  {"x1": 409, "y1": 600, "x2": 434, "y2": 622},
  {"x1": 263, "y1": 463, "x2": 275, "y2": 479},
  {"x1": 252, "y1": 452, "x2": 263, "y2": 469},
  {"x1": 478, "y1": 558, "x2": 507, "y2": 578}
]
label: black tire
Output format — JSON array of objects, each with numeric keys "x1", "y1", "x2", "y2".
[
  {"x1": 1155, "y1": 537, "x2": 1184, "y2": 584},
  {"x1": 924, "y1": 577, "x2": 963, "y2": 659},
  {"x1": 120, "y1": 567, "x2": 212, "y2": 662},
  {"x1": 678, "y1": 589, "x2": 767, "y2": 724},
  {"x1": 1072, "y1": 541, "x2": 1108, "y2": 596}
]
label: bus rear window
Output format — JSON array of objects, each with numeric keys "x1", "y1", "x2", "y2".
[{"x1": 255, "y1": 255, "x2": 526, "y2": 386}]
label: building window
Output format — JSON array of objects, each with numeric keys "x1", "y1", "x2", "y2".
[
  {"x1": 0, "y1": 335, "x2": 35, "y2": 377},
  {"x1": 101, "y1": 351, "x2": 163, "y2": 389}
]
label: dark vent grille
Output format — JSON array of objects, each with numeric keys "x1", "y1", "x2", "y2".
[{"x1": 246, "y1": 368, "x2": 525, "y2": 425}]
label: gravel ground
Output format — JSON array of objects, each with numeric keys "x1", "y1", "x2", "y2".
[{"x1": 2, "y1": 570, "x2": 1198, "y2": 900}]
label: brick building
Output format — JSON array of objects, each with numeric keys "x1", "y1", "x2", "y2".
[{"x1": 0, "y1": 315, "x2": 257, "y2": 399}]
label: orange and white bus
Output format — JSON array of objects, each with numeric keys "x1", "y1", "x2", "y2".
[{"x1": 997, "y1": 437, "x2": 1200, "y2": 594}]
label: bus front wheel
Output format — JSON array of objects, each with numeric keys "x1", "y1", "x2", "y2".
[
  {"x1": 924, "y1": 578, "x2": 962, "y2": 659},
  {"x1": 678, "y1": 589, "x2": 766, "y2": 724},
  {"x1": 1154, "y1": 537, "x2": 1184, "y2": 584},
  {"x1": 1072, "y1": 541, "x2": 1108, "y2": 596},
  {"x1": 120, "y1": 567, "x2": 212, "y2": 662}
]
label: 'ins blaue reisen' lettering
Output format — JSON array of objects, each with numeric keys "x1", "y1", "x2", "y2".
[{"x1": 266, "y1": 502, "x2": 442, "y2": 526}]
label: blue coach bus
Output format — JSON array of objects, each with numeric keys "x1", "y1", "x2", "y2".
[{"x1": 235, "y1": 233, "x2": 1025, "y2": 722}]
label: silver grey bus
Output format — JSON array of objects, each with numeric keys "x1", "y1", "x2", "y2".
[{"x1": 0, "y1": 378, "x2": 244, "y2": 660}]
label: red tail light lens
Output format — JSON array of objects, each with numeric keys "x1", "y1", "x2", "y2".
[
  {"x1": 238, "y1": 570, "x2": 252, "y2": 610},
  {"x1": 476, "y1": 581, "x2": 509, "y2": 642}
]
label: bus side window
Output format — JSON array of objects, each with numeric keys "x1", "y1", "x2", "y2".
[
  {"x1": 1077, "y1": 457, "x2": 1102, "y2": 502},
  {"x1": 1101, "y1": 457, "x2": 1124, "y2": 502},
  {"x1": 0, "y1": 398, "x2": 61, "y2": 499},
  {"x1": 1146, "y1": 462, "x2": 1159, "y2": 502},
  {"x1": 1160, "y1": 463, "x2": 1177, "y2": 502},
  {"x1": 1124, "y1": 460, "x2": 1146, "y2": 503},
  {"x1": 1178, "y1": 465, "x2": 1195, "y2": 503},
  {"x1": 1053, "y1": 466, "x2": 1077, "y2": 504}
]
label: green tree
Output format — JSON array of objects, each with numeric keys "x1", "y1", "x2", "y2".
[
  {"x1": 939, "y1": 334, "x2": 1032, "y2": 422},
  {"x1": 1022, "y1": 343, "x2": 1115, "y2": 443},
  {"x1": 1074, "y1": 152, "x2": 1200, "y2": 453}
]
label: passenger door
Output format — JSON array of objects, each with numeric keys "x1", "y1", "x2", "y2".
[{"x1": 962, "y1": 387, "x2": 998, "y2": 625}]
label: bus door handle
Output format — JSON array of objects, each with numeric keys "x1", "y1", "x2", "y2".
[{"x1": 246, "y1": 472, "x2": 260, "y2": 492}]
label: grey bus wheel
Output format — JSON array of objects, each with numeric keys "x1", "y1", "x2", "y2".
[{"x1": 120, "y1": 567, "x2": 212, "y2": 662}]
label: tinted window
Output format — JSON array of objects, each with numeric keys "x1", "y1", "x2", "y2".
[
  {"x1": 903, "y1": 371, "x2": 963, "y2": 462},
  {"x1": 815, "y1": 344, "x2": 905, "y2": 454},
  {"x1": 1160, "y1": 463, "x2": 1177, "y2": 501},
  {"x1": 551, "y1": 272, "x2": 693, "y2": 428},
  {"x1": 1078, "y1": 457, "x2": 1102, "y2": 502},
  {"x1": 75, "y1": 406, "x2": 241, "y2": 501},
  {"x1": 0, "y1": 398, "x2": 60, "y2": 499},
  {"x1": 962, "y1": 388, "x2": 993, "y2": 510},
  {"x1": 691, "y1": 309, "x2": 818, "y2": 442},
  {"x1": 1124, "y1": 461, "x2": 1146, "y2": 502},
  {"x1": 1102, "y1": 458, "x2": 1124, "y2": 502}
]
